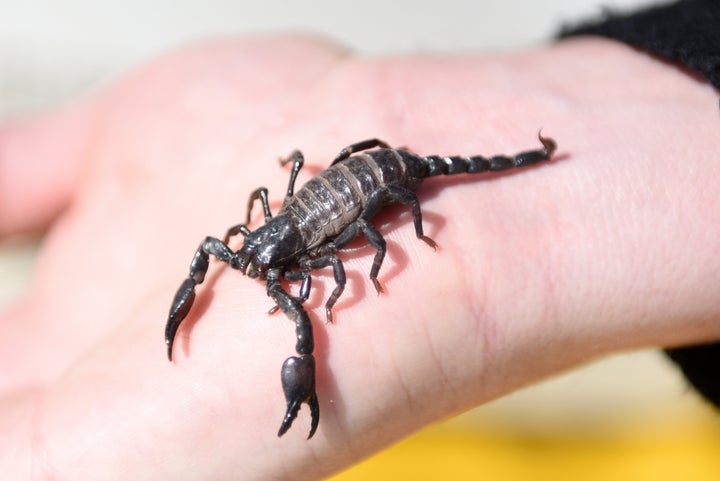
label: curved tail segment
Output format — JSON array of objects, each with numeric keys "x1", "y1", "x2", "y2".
[{"x1": 422, "y1": 131, "x2": 556, "y2": 177}]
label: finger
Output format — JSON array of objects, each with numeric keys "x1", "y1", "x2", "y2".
[{"x1": 0, "y1": 106, "x2": 91, "y2": 236}]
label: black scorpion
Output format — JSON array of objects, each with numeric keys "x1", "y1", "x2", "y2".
[{"x1": 164, "y1": 132, "x2": 557, "y2": 439}]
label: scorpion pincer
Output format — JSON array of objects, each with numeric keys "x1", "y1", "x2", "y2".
[{"x1": 164, "y1": 132, "x2": 557, "y2": 439}]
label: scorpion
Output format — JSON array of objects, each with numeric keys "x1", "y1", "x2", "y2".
[{"x1": 164, "y1": 132, "x2": 557, "y2": 439}]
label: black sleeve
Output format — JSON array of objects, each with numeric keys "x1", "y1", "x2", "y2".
[
  {"x1": 559, "y1": 0, "x2": 720, "y2": 91},
  {"x1": 666, "y1": 344, "x2": 720, "y2": 406},
  {"x1": 560, "y1": 0, "x2": 720, "y2": 409}
]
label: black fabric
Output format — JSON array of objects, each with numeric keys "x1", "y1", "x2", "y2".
[
  {"x1": 560, "y1": 0, "x2": 720, "y2": 91},
  {"x1": 666, "y1": 343, "x2": 720, "y2": 406},
  {"x1": 561, "y1": 0, "x2": 720, "y2": 409}
]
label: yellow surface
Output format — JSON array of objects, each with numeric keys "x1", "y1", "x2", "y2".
[{"x1": 330, "y1": 409, "x2": 720, "y2": 481}]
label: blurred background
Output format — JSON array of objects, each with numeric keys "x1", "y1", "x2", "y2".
[{"x1": 1, "y1": 0, "x2": 718, "y2": 479}]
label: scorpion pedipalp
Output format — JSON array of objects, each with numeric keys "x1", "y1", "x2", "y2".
[
  {"x1": 266, "y1": 269, "x2": 319, "y2": 437},
  {"x1": 165, "y1": 236, "x2": 236, "y2": 361}
]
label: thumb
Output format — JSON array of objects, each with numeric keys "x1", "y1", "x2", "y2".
[{"x1": 0, "y1": 105, "x2": 92, "y2": 236}]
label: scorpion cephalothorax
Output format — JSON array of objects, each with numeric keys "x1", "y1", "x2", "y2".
[{"x1": 165, "y1": 132, "x2": 557, "y2": 439}]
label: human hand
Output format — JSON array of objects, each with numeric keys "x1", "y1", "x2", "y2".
[{"x1": 1, "y1": 35, "x2": 718, "y2": 479}]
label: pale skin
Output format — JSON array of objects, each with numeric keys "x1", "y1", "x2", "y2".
[{"x1": 0, "y1": 35, "x2": 719, "y2": 479}]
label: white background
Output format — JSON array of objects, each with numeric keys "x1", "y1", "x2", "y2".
[{"x1": 1, "y1": 0, "x2": 657, "y2": 116}]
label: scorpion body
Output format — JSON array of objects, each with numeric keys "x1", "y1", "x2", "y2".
[{"x1": 165, "y1": 133, "x2": 556, "y2": 439}]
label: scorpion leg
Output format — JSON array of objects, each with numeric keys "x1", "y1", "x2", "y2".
[
  {"x1": 222, "y1": 224, "x2": 250, "y2": 244},
  {"x1": 268, "y1": 269, "x2": 312, "y2": 315},
  {"x1": 358, "y1": 221, "x2": 386, "y2": 295},
  {"x1": 332, "y1": 188, "x2": 387, "y2": 294},
  {"x1": 384, "y1": 185, "x2": 437, "y2": 249},
  {"x1": 267, "y1": 269, "x2": 319, "y2": 439},
  {"x1": 284, "y1": 269, "x2": 313, "y2": 304},
  {"x1": 299, "y1": 253, "x2": 346, "y2": 323},
  {"x1": 330, "y1": 138, "x2": 391, "y2": 166},
  {"x1": 279, "y1": 149, "x2": 304, "y2": 200},
  {"x1": 223, "y1": 187, "x2": 271, "y2": 243},
  {"x1": 165, "y1": 236, "x2": 237, "y2": 361},
  {"x1": 331, "y1": 184, "x2": 435, "y2": 294},
  {"x1": 245, "y1": 187, "x2": 272, "y2": 224},
  {"x1": 269, "y1": 252, "x2": 346, "y2": 322}
]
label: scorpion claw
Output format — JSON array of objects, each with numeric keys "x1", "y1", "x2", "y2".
[
  {"x1": 278, "y1": 354, "x2": 319, "y2": 439},
  {"x1": 165, "y1": 278, "x2": 197, "y2": 361}
]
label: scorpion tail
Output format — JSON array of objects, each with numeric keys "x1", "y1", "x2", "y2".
[{"x1": 422, "y1": 131, "x2": 557, "y2": 177}]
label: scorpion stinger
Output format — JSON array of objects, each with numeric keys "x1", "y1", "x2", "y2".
[{"x1": 164, "y1": 132, "x2": 557, "y2": 439}]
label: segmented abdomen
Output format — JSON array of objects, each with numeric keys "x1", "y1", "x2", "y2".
[{"x1": 279, "y1": 149, "x2": 422, "y2": 249}]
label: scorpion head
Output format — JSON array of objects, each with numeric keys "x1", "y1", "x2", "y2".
[{"x1": 235, "y1": 215, "x2": 305, "y2": 278}]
